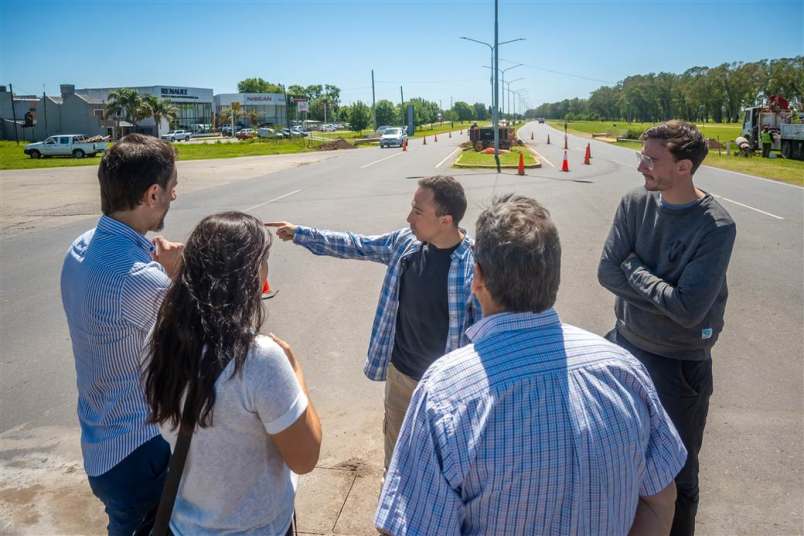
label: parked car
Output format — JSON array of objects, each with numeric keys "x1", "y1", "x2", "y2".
[
  {"x1": 24, "y1": 134, "x2": 109, "y2": 159},
  {"x1": 161, "y1": 130, "x2": 192, "y2": 142},
  {"x1": 236, "y1": 128, "x2": 256, "y2": 139},
  {"x1": 379, "y1": 127, "x2": 407, "y2": 148},
  {"x1": 257, "y1": 127, "x2": 285, "y2": 138}
]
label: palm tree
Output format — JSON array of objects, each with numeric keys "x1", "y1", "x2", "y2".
[
  {"x1": 105, "y1": 88, "x2": 144, "y2": 139},
  {"x1": 143, "y1": 95, "x2": 177, "y2": 139}
]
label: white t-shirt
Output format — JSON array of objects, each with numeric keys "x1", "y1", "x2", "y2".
[{"x1": 159, "y1": 335, "x2": 308, "y2": 536}]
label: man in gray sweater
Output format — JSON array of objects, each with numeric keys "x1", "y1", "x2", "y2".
[{"x1": 598, "y1": 120, "x2": 736, "y2": 536}]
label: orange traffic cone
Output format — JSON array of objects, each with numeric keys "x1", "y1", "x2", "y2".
[
  {"x1": 517, "y1": 151, "x2": 526, "y2": 176},
  {"x1": 561, "y1": 150, "x2": 570, "y2": 172},
  {"x1": 423, "y1": 136, "x2": 427, "y2": 145},
  {"x1": 547, "y1": 134, "x2": 551, "y2": 144},
  {"x1": 584, "y1": 143, "x2": 591, "y2": 165},
  {"x1": 262, "y1": 278, "x2": 278, "y2": 300},
  {"x1": 403, "y1": 139, "x2": 407, "y2": 152},
  {"x1": 434, "y1": 133, "x2": 438, "y2": 142}
]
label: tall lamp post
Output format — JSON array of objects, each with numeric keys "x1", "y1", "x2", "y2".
[
  {"x1": 505, "y1": 77, "x2": 524, "y2": 123},
  {"x1": 460, "y1": 28, "x2": 524, "y2": 172}
]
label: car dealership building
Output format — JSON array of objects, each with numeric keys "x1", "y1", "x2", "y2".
[{"x1": 1, "y1": 83, "x2": 288, "y2": 140}]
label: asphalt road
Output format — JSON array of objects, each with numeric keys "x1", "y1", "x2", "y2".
[{"x1": 1, "y1": 123, "x2": 801, "y2": 534}]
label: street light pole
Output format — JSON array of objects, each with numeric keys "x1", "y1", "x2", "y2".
[{"x1": 460, "y1": 28, "x2": 524, "y2": 173}]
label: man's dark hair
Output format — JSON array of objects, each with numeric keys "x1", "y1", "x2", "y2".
[
  {"x1": 417, "y1": 175, "x2": 467, "y2": 226},
  {"x1": 641, "y1": 120, "x2": 708, "y2": 174},
  {"x1": 474, "y1": 194, "x2": 561, "y2": 313},
  {"x1": 98, "y1": 133, "x2": 176, "y2": 215}
]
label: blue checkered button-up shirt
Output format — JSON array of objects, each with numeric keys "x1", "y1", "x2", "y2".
[
  {"x1": 293, "y1": 226, "x2": 479, "y2": 381},
  {"x1": 376, "y1": 309, "x2": 687, "y2": 535}
]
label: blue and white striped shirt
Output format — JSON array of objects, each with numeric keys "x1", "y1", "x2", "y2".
[
  {"x1": 61, "y1": 216, "x2": 170, "y2": 476},
  {"x1": 376, "y1": 310, "x2": 687, "y2": 535},
  {"x1": 293, "y1": 226, "x2": 479, "y2": 381}
]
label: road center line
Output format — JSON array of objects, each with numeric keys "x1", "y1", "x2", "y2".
[
  {"x1": 435, "y1": 148, "x2": 461, "y2": 169},
  {"x1": 360, "y1": 151, "x2": 404, "y2": 169},
  {"x1": 712, "y1": 194, "x2": 784, "y2": 220},
  {"x1": 244, "y1": 189, "x2": 302, "y2": 212}
]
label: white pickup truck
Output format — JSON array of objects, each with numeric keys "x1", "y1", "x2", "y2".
[
  {"x1": 161, "y1": 130, "x2": 192, "y2": 142},
  {"x1": 24, "y1": 134, "x2": 109, "y2": 159}
]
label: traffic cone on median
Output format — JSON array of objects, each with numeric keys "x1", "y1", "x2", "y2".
[
  {"x1": 403, "y1": 139, "x2": 407, "y2": 152},
  {"x1": 517, "y1": 151, "x2": 526, "y2": 176},
  {"x1": 561, "y1": 150, "x2": 570, "y2": 172},
  {"x1": 262, "y1": 278, "x2": 278, "y2": 300},
  {"x1": 584, "y1": 143, "x2": 591, "y2": 165}
]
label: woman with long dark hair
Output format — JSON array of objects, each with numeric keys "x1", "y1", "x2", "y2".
[{"x1": 143, "y1": 211, "x2": 321, "y2": 535}]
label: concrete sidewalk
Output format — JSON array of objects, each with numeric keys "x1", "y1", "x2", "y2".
[{"x1": 0, "y1": 425, "x2": 383, "y2": 535}]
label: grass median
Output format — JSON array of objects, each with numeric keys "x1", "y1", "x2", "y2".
[
  {"x1": 549, "y1": 120, "x2": 803, "y2": 186},
  {"x1": 454, "y1": 146, "x2": 539, "y2": 168}
]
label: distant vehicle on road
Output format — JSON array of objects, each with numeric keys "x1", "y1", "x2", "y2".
[
  {"x1": 537, "y1": 117, "x2": 545, "y2": 124},
  {"x1": 379, "y1": 127, "x2": 407, "y2": 148},
  {"x1": 161, "y1": 130, "x2": 192, "y2": 142},
  {"x1": 24, "y1": 134, "x2": 109, "y2": 159}
]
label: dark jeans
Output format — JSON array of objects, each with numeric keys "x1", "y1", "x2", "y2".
[
  {"x1": 762, "y1": 142, "x2": 771, "y2": 157},
  {"x1": 606, "y1": 329, "x2": 713, "y2": 536},
  {"x1": 87, "y1": 435, "x2": 170, "y2": 536}
]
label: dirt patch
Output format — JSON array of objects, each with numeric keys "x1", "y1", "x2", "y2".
[
  {"x1": 0, "y1": 425, "x2": 105, "y2": 535},
  {"x1": 318, "y1": 139, "x2": 356, "y2": 151}
]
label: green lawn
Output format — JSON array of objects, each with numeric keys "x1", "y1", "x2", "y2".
[
  {"x1": 0, "y1": 141, "x2": 105, "y2": 170},
  {"x1": 549, "y1": 120, "x2": 742, "y2": 143},
  {"x1": 454, "y1": 146, "x2": 539, "y2": 168},
  {"x1": 548, "y1": 120, "x2": 803, "y2": 186},
  {"x1": 0, "y1": 138, "x2": 324, "y2": 170}
]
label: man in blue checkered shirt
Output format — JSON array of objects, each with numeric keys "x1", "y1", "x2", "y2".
[
  {"x1": 268, "y1": 175, "x2": 480, "y2": 468},
  {"x1": 376, "y1": 194, "x2": 687, "y2": 535}
]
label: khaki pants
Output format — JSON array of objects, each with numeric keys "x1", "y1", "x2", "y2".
[{"x1": 383, "y1": 363, "x2": 419, "y2": 469}]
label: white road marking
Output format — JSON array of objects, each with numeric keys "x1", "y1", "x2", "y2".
[
  {"x1": 245, "y1": 189, "x2": 302, "y2": 212},
  {"x1": 528, "y1": 147, "x2": 554, "y2": 168},
  {"x1": 712, "y1": 194, "x2": 784, "y2": 220},
  {"x1": 360, "y1": 151, "x2": 404, "y2": 169},
  {"x1": 435, "y1": 148, "x2": 461, "y2": 168}
]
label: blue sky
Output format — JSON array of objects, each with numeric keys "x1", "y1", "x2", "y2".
[{"x1": 1, "y1": 0, "x2": 801, "y2": 109}]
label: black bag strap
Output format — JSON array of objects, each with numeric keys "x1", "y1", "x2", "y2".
[{"x1": 151, "y1": 399, "x2": 195, "y2": 536}]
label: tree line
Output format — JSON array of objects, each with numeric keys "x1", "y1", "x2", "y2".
[
  {"x1": 525, "y1": 56, "x2": 803, "y2": 123},
  {"x1": 239, "y1": 77, "x2": 492, "y2": 131}
]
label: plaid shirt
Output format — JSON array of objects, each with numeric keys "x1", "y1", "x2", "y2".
[
  {"x1": 376, "y1": 310, "x2": 687, "y2": 535},
  {"x1": 293, "y1": 226, "x2": 479, "y2": 381}
]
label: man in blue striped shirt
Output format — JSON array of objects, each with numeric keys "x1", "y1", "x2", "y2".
[
  {"x1": 376, "y1": 194, "x2": 687, "y2": 535},
  {"x1": 61, "y1": 134, "x2": 183, "y2": 535},
  {"x1": 268, "y1": 176, "x2": 479, "y2": 468}
]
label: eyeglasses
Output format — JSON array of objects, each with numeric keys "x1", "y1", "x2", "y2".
[{"x1": 636, "y1": 152, "x2": 657, "y2": 170}]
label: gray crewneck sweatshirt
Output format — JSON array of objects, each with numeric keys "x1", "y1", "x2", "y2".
[{"x1": 598, "y1": 187, "x2": 736, "y2": 359}]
